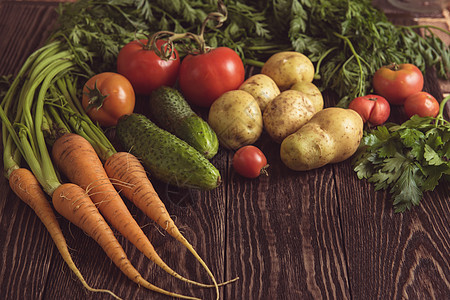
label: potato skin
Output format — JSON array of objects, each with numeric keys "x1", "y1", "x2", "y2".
[
  {"x1": 208, "y1": 90, "x2": 263, "y2": 150},
  {"x1": 239, "y1": 74, "x2": 280, "y2": 112},
  {"x1": 263, "y1": 90, "x2": 317, "y2": 143},
  {"x1": 280, "y1": 107, "x2": 364, "y2": 171},
  {"x1": 261, "y1": 51, "x2": 315, "y2": 91},
  {"x1": 290, "y1": 81, "x2": 324, "y2": 113}
]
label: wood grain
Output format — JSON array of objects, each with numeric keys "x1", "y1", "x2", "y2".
[{"x1": 0, "y1": 1, "x2": 449, "y2": 300}]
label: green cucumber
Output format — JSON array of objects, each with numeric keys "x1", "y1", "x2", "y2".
[
  {"x1": 115, "y1": 113, "x2": 221, "y2": 190},
  {"x1": 149, "y1": 86, "x2": 219, "y2": 159}
]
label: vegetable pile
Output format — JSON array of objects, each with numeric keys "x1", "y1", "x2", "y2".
[
  {"x1": 51, "y1": 0, "x2": 449, "y2": 107},
  {"x1": 353, "y1": 96, "x2": 450, "y2": 213},
  {"x1": 1, "y1": 0, "x2": 449, "y2": 298}
]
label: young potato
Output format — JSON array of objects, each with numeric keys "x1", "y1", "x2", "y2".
[
  {"x1": 239, "y1": 74, "x2": 280, "y2": 112},
  {"x1": 261, "y1": 51, "x2": 315, "y2": 91},
  {"x1": 263, "y1": 90, "x2": 317, "y2": 143},
  {"x1": 280, "y1": 107, "x2": 363, "y2": 171},
  {"x1": 208, "y1": 90, "x2": 263, "y2": 150},
  {"x1": 290, "y1": 81, "x2": 324, "y2": 113}
]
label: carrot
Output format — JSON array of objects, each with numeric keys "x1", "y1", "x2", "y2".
[
  {"x1": 8, "y1": 168, "x2": 122, "y2": 300},
  {"x1": 52, "y1": 182, "x2": 200, "y2": 300},
  {"x1": 104, "y1": 151, "x2": 238, "y2": 291},
  {"x1": 51, "y1": 133, "x2": 216, "y2": 290}
]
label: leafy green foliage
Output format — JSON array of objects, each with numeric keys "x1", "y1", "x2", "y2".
[
  {"x1": 352, "y1": 98, "x2": 450, "y2": 212},
  {"x1": 47, "y1": 0, "x2": 450, "y2": 106}
]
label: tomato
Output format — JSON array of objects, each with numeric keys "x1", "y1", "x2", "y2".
[
  {"x1": 348, "y1": 94, "x2": 390, "y2": 126},
  {"x1": 178, "y1": 47, "x2": 245, "y2": 107},
  {"x1": 82, "y1": 72, "x2": 135, "y2": 127},
  {"x1": 403, "y1": 91, "x2": 440, "y2": 118},
  {"x1": 117, "y1": 39, "x2": 180, "y2": 95},
  {"x1": 372, "y1": 63, "x2": 424, "y2": 105},
  {"x1": 232, "y1": 145, "x2": 268, "y2": 179}
]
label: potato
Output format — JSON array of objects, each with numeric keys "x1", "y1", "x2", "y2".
[
  {"x1": 239, "y1": 74, "x2": 280, "y2": 112},
  {"x1": 263, "y1": 90, "x2": 317, "y2": 143},
  {"x1": 280, "y1": 107, "x2": 364, "y2": 171},
  {"x1": 208, "y1": 90, "x2": 263, "y2": 150},
  {"x1": 290, "y1": 81, "x2": 324, "y2": 113},
  {"x1": 261, "y1": 51, "x2": 314, "y2": 91}
]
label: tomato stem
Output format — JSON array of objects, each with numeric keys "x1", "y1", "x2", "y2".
[
  {"x1": 436, "y1": 95, "x2": 450, "y2": 127},
  {"x1": 83, "y1": 80, "x2": 108, "y2": 111}
]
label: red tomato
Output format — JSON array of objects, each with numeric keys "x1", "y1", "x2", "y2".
[
  {"x1": 348, "y1": 94, "x2": 390, "y2": 126},
  {"x1": 117, "y1": 39, "x2": 180, "y2": 95},
  {"x1": 403, "y1": 91, "x2": 440, "y2": 118},
  {"x1": 372, "y1": 63, "x2": 424, "y2": 105},
  {"x1": 82, "y1": 72, "x2": 135, "y2": 127},
  {"x1": 232, "y1": 145, "x2": 268, "y2": 179},
  {"x1": 178, "y1": 47, "x2": 245, "y2": 107}
]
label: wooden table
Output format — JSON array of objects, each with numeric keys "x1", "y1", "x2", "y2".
[{"x1": 0, "y1": 1, "x2": 449, "y2": 299}]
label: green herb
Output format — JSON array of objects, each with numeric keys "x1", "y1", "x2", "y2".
[
  {"x1": 49, "y1": 0, "x2": 449, "y2": 107},
  {"x1": 352, "y1": 96, "x2": 450, "y2": 213},
  {"x1": 276, "y1": 0, "x2": 450, "y2": 106}
]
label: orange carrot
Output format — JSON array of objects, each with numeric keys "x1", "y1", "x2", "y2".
[
  {"x1": 104, "y1": 151, "x2": 239, "y2": 294},
  {"x1": 51, "y1": 182, "x2": 200, "y2": 300},
  {"x1": 51, "y1": 133, "x2": 214, "y2": 289},
  {"x1": 8, "y1": 168, "x2": 122, "y2": 300}
]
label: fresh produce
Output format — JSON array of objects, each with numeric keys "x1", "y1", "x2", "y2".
[
  {"x1": 208, "y1": 90, "x2": 263, "y2": 150},
  {"x1": 239, "y1": 74, "x2": 280, "y2": 112},
  {"x1": 52, "y1": 183, "x2": 199, "y2": 300},
  {"x1": 82, "y1": 72, "x2": 135, "y2": 127},
  {"x1": 115, "y1": 113, "x2": 221, "y2": 190},
  {"x1": 52, "y1": 133, "x2": 212, "y2": 288},
  {"x1": 348, "y1": 94, "x2": 391, "y2": 126},
  {"x1": 103, "y1": 152, "x2": 238, "y2": 291},
  {"x1": 290, "y1": 81, "x2": 324, "y2": 113},
  {"x1": 261, "y1": 51, "x2": 315, "y2": 91},
  {"x1": 403, "y1": 91, "x2": 440, "y2": 118},
  {"x1": 372, "y1": 63, "x2": 424, "y2": 105},
  {"x1": 281, "y1": 107, "x2": 364, "y2": 171},
  {"x1": 149, "y1": 86, "x2": 218, "y2": 159},
  {"x1": 179, "y1": 47, "x2": 245, "y2": 107},
  {"x1": 49, "y1": 0, "x2": 449, "y2": 108},
  {"x1": 0, "y1": 39, "x2": 228, "y2": 298},
  {"x1": 0, "y1": 41, "x2": 196, "y2": 299},
  {"x1": 117, "y1": 39, "x2": 180, "y2": 95},
  {"x1": 232, "y1": 145, "x2": 269, "y2": 179},
  {"x1": 7, "y1": 169, "x2": 120, "y2": 300},
  {"x1": 263, "y1": 90, "x2": 319, "y2": 143},
  {"x1": 1, "y1": 0, "x2": 449, "y2": 296},
  {"x1": 353, "y1": 96, "x2": 450, "y2": 212}
]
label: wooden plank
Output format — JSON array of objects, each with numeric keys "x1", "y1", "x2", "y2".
[{"x1": 225, "y1": 133, "x2": 351, "y2": 299}]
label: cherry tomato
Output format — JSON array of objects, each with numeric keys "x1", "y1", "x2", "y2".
[
  {"x1": 372, "y1": 63, "x2": 424, "y2": 105},
  {"x1": 82, "y1": 72, "x2": 135, "y2": 127},
  {"x1": 117, "y1": 39, "x2": 180, "y2": 95},
  {"x1": 232, "y1": 145, "x2": 268, "y2": 179},
  {"x1": 348, "y1": 94, "x2": 390, "y2": 126},
  {"x1": 179, "y1": 47, "x2": 245, "y2": 107},
  {"x1": 403, "y1": 91, "x2": 440, "y2": 118}
]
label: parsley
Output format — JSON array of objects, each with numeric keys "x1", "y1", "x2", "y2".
[{"x1": 352, "y1": 96, "x2": 450, "y2": 213}]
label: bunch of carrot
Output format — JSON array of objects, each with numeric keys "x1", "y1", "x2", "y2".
[{"x1": 0, "y1": 39, "x2": 236, "y2": 299}]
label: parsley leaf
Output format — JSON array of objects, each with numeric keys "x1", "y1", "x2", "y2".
[{"x1": 352, "y1": 96, "x2": 450, "y2": 212}]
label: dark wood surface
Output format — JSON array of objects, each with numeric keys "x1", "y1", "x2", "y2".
[{"x1": 0, "y1": 1, "x2": 449, "y2": 300}]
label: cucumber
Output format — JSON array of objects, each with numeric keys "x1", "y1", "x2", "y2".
[
  {"x1": 149, "y1": 86, "x2": 219, "y2": 159},
  {"x1": 115, "y1": 113, "x2": 221, "y2": 190}
]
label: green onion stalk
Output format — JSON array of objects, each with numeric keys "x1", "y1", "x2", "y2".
[{"x1": 0, "y1": 40, "x2": 116, "y2": 194}]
